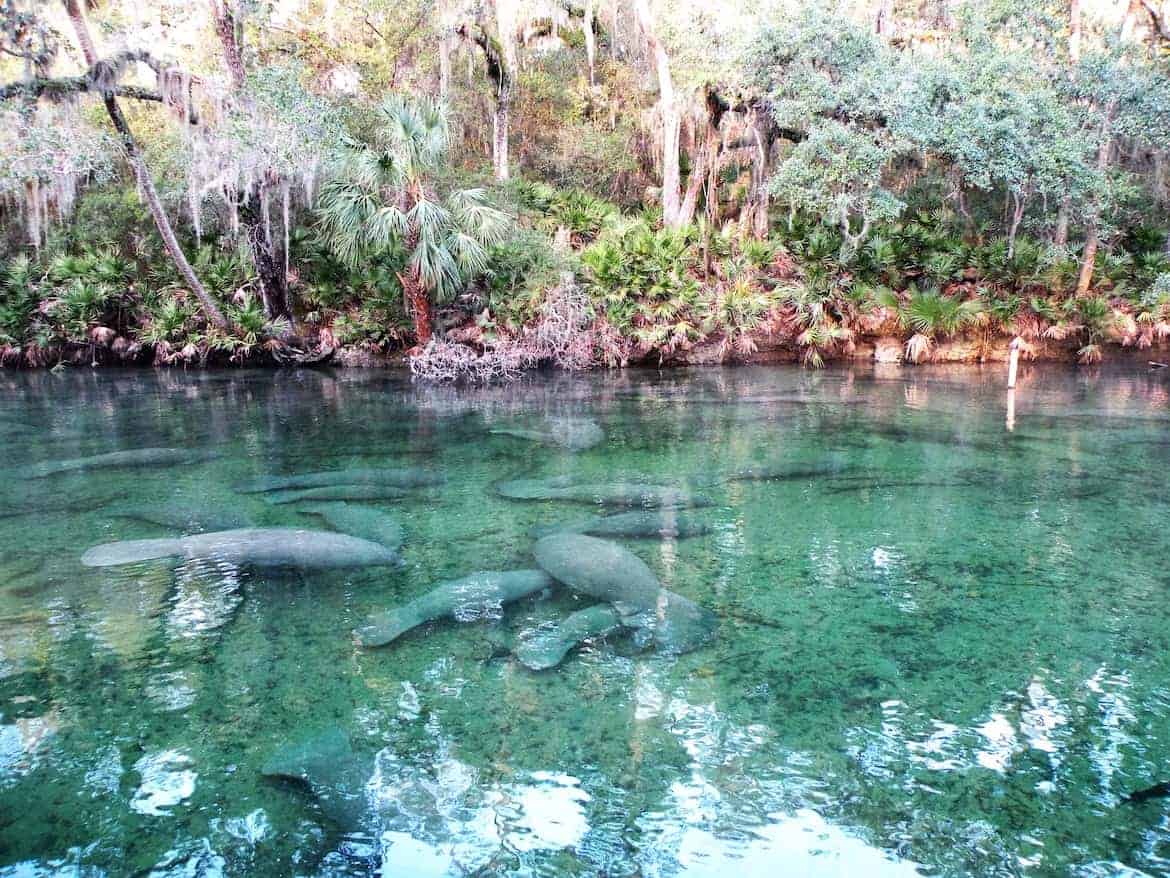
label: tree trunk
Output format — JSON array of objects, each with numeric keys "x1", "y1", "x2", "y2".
[
  {"x1": 1069, "y1": 0, "x2": 1082, "y2": 61},
  {"x1": 439, "y1": 34, "x2": 455, "y2": 99},
  {"x1": 402, "y1": 272, "x2": 433, "y2": 347},
  {"x1": 1054, "y1": 198, "x2": 1070, "y2": 246},
  {"x1": 741, "y1": 108, "x2": 775, "y2": 240},
  {"x1": 493, "y1": 94, "x2": 510, "y2": 181},
  {"x1": 584, "y1": 0, "x2": 596, "y2": 86},
  {"x1": 208, "y1": 0, "x2": 246, "y2": 90},
  {"x1": 208, "y1": 0, "x2": 297, "y2": 324},
  {"x1": 62, "y1": 0, "x2": 229, "y2": 332},
  {"x1": 240, "y1": 192, "x2": 292, "y2": 324},
  {"x1": 678, "y1": 149, "x2": 707, "y2": 226},
  {"x1": 1077, "y1": 106, "x2": 1116, "y2": 296},
  {"x1": 633, "y1": 0, "x2": 680, "y2": 227},
  {"x1": 875, "y1": 0, "x2": 894, "y2": 35}
]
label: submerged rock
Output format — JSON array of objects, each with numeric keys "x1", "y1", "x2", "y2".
[
  {"x1": 236, "y1": 467, "x2": 444, "y2": 494},
  {"x1": 81, "y1": 528, "x2": 398, "y2": 569},
  {"x1": 357, "y1": 570, "x2": 554, "y2": 647},
  {"x1": 23, "y1": 448, "x2": 216, "y2": 479},
  {"x1": 531, "y1": 509, "x2": 715, "y2": 540},
  {"x1": 533, "y1": 534, "x2": 717, "y2": 657},
  {"x1": 264, "y1": 485, "x2": 410, "y2": 505},
  {"x1": 514, "y1": 604, "x2": 624, "y2": 670},
  {"x1": 490, "y1": 418, "x2": 605, "y2": 452},
  {"x1": 261, "y1": 728, "x2": 369, "y2": 829},
  {"x1": 497, "y1": 479, "x2": 711, "y2": 508},
  {"x1": 303, "y1": 502, "x2": 405, "y2": 554}
]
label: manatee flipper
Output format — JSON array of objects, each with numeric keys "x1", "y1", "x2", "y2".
[
  {"x1": 261, "y1": 728, "x2": 369, "y2": 828},
  {"x1": 514, "y1": 604, "x2": 624, "y2": 670},
  {"x1": 80, "y1": 537, "x2": 184, "y2": 567},
  {"x1": 357, "y1": 570, "x2": 554, "y2": 647}
]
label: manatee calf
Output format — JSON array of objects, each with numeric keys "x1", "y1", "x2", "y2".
[
  {"x1": 303, "y1": 503, "x2": 404, "y2": 553},
  {"x1": 264, "y1": 485, "x2": 410, "y2": 505},
  {"x1": 497, "y1": 479, "x2": 711, "y2": 508},
  {"x1": 533, "y1": 534, "x2": 717, "y2": 656},
  {"x1": 261, "y1": 728, "x2": 369, "y2": 828},
  {"x1": 24, "y1": 448, "x2": 215, "y2": 479},
  {"x1": 514, "y1": 604, "x2": 624, "y2": 670},
  {"x1": 236, "y1": 467, "x2": 444, "y2": 494},
  {"x1": 357, "y1": 570, "x2": 554, "y2": 647},
  {"x1": 490, "y1": 418, "x2": 605, "y2": 452},
  {"x1": 81, "y1": 528, "x2": 398, "y2": 569},
  {"x1": 532, "y1": 509, "x2": 715, "y2": 540}
]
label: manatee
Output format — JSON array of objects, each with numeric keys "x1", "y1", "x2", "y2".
[
  {"x1": 264, "y1": 485, "x2": 410, "y2": 505},
  {"x1": 303, "y1": 502, "x2": 404, "y2": 553},
  {"x1": 497, "y1": 479, "x2": 712, "y2": 508},
  {"x1": 1124, "y1": 781, "x2": 1170, "y2": 804},
  {"x1": 357, "y1": 570, "x2": 554, "y2": 647},
  {"x1": 112, "y1": 499, "x2": 252, "y2": 533},
  {"x1": 725, "y1": 463, "x2": 854, "y2": 483},
  {"x1": 514, "y1": 604, "x2": 624, "y2": 670},
  {"x1": 81, "y1": 528, "x2": 397, "y2": 569},
  {"x1": 261, "y1": 728, "x2": 369, "y2": 828},
  {"x1": 23, "y1": 448, "x2": 216, "y2": 479},
  {"x1": 236, "y1": 467, "x2": 444, "y2": 494},
  {"x1": 490, "y1": 418, "x2": 605, "y2": 452},
  {"x1": 533, "y1": 534, "x2": 717, "y2": 655},
  {"x1": 531, "y1": 509, "x2": 715, "y2": 540}
]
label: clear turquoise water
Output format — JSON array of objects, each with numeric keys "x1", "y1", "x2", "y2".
[{"x1": 1, "y1": 365, "x2": 1169, "y2": 877}]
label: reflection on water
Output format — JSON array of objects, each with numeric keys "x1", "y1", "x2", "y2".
[{"x1": 1, "y1": 364, "x2": 1169, "y2": 875}]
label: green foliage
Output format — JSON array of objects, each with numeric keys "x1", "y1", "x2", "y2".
[
  {"x1": 0, "y1": 255, "x2": 40, "y2": 344},
  {"x1": 899, "y1": 287, "x2": 984, "y2": 338},
  {"x1": 317, "y1": 96, "x2": 510, "y2": 308},
  {"x1": 582, "y1": 221, "x2": 700, "y2": 332}
]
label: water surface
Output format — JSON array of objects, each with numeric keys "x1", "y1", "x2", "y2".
[{"x1": 1, "y1": 365, "x2": 1169, "y2": 876}]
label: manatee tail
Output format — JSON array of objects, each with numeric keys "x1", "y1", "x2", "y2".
[
  {"x1": 355, "y1": 609, "x2": 418, "y2": 647},
  {"x1": 81, "y1": 537, "x2": 183, "y2": 567}
]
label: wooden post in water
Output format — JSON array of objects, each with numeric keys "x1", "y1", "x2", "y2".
[{"x1": 1006, "y1": 337, "x2": 1022, "y2": 432}]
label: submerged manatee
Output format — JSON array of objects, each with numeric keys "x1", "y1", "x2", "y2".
[
  {"x1": 497, "y1": 479, "x2": 711, "y2": 508},
  {"x1": 357, "y1": 570, "x2": 554, "y2": 647},
  {"x1": 490, "y1": 418, "x2": 605, "y2": 452},
  {"x1": 23, "y1": 448, "x2": 216, "y2": 479},
  {"x1": 533, "y1": 534, "x2": 717, "y2": 656},
  {"x1": 532, "y1": 509, "x2": 715, "y2": 540},
  {"x1": 261, "y1": 728, "x2": 369, "y2": 828},
  {"x1": 236, "y1": 467, "x2": 444, "y2": 494},
  {"x1": 303, "y1": 502, "x2": 405, "y2": 553},
  {"x1": 514, "y1": 604, "x2": 624, "y2": 670},
  {"x1": 264, "y1": 485, "x2": 410, "y2": 505},
  {"x1": 724, "y1": 462, "x2": 854, "y2": 483},
  {"x1": 81, "y1": 528, "x2": 397, "y2": 569},
  {"x1": 111, "y1": 499, "x2": 252, "y2": 533}
]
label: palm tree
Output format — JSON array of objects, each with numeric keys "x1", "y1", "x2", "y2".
[{"x1": 316, "y1": 96, "x2": 509, "y2": 348}]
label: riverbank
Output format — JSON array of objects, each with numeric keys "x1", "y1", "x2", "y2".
[{"x1": 10, "y1": 326, "x2": 1168, "y2": 372}]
